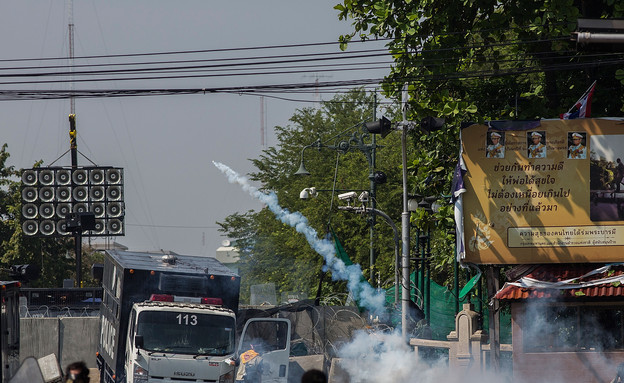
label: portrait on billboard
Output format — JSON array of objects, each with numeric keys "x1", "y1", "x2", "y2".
[
  {"x1": 567, "y1": 132, "x2": 587, "y2": 159},
  {"x1": 460, "y1": 119, "x2": 624, "y2": 264},
  {"x1": 590, "y1": 134, "x2": 624, "y2": 221},
  {"x1": 486, "y1": 131, "x2": 505, "y2": 158},
  {"x1": 527, "y1": 131, "x2": 546, "y2": 158}
]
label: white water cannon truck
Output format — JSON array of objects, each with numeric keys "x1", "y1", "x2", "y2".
[{"x1": 97, "y1": 250, "x2": 290, "y2": 383}]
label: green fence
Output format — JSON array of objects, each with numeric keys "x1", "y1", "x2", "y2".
[{"x1": 385, "y1": 271, "x2": 512, "y2": 343}]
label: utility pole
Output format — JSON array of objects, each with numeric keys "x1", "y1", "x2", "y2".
[
  {"x1": 68, "y1": 0, "x2": 82, "y2": 287},
  {"x1": 369, "y1": 93, "x2": 377, "y2": 287},
  {"x1": 400, "y1": 84, "x2": 410, "y2": 341},
  {"x1": 69, "y1": 115, "x2": 82, "y2": 287}
]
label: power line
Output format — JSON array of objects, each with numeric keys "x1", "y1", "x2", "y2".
[
  {"x1": 0, "y1": 48, "x2": 392, "y2": 73},
  {"x1": 126, "y1": 223, "x2": 220, "y2": 229},
  {"x1": 0, "y1": 20, "x2": 567, "y2": 64},
  {"x1": 0, "y1": 35, "x2": 572, "y2": 80},
  {"x1": 0, "y1": 31, "x2": 616, "y2": 101},
  {"x1": 0, "y1": 53, "x2": 393, "y2": 80},
  {"x1": 0, "y1": 61, "x2": 588, "y2": 101},
  {"x1": 0, "y1": 49, "x2": 608, "y2": 87},
  {"x1": 0, "y1": 65, "x2": 391, "y2": 86},
  {"x1": 0, "y1": 39, "x2": 391, "y2": 63}
]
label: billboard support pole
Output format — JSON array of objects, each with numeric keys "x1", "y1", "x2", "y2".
[{"x1": 486, "y1": 266, "x2": 501, "y2": 372}]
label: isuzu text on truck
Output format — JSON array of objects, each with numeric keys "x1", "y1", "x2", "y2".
[{"x1": 96, "y1": 250, "x2": 290, "y2": 383}]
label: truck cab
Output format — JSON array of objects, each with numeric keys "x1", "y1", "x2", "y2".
[{"x1": 125, "y1": 298, "x2": 237, "y2": 383}]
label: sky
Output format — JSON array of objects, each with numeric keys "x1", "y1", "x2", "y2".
[{"x1": 0, "y1": 1, "x2": 390, "y2": 257}]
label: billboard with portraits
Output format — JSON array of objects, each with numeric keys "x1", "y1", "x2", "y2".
[{"x1": 460, "y1": 118, "x2": 624, "y2": 264}]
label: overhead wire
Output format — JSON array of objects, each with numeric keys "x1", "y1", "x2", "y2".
[
  {"x1": 0, "y1": 51, "x2": 608, "y2": 87},
  {"x1": 1, "y1": 52, "x2": 620, "y2": 102},
  {"x1": 0, "y1": 28, "x2": 615, "y2": 102},
  {"x1": 0, "y1": 36, "x2": 572, "y2": 79},
  {"x1": 0, "y1": 19, "x2": 574, "y2": 64},
  {"x1": 86, "y1": 3, "x2": 163, "y2": 250},
  {"x1": 0, "y1": 48, "x2": 611, "y2": 91},
  {"x1": 0, "y1": 47, "x2": 392, "y2": 72},
  {"x1": 0, "y1": 39, "x2": 391, "y2": 63}
]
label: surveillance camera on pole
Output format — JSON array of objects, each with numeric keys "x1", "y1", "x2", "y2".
[
  {"x1": 299, "y1": 187, "x2": 317, "y2": 200},
  {"x1": 338, "y1": 191, "x2": 358, "y2": 201},
  {"x1": 358, "y1": 191, "x2": 370, "y2": 204}
]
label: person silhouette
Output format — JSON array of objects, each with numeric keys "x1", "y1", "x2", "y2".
[
  {"x1": 615, "y1": 158, "x2": 624, "y2": 192},
  {"x1": 65, "y1": 361, "x2": 89, "y2": 383}
]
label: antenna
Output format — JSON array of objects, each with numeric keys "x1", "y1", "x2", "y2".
[
  {"x1": 68, "y1": 0, "x2": 75, "y2": 115},
  {"x1": 303, "y1": 73, "x2": 332, "y2": 107},
  {"x1": 260, "y1": 96, "x2": 267, "y2": 147},
  {"x1": 68, "y1": 0, "x2": 85, "y2": 287}
]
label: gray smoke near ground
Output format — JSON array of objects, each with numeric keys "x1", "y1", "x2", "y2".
[
  {"x1": 336, "y1": 330, "x2": 508, "y2": 383},
  {"x1": 213, "y1": 162, "x2": 386, "y2": 317}
]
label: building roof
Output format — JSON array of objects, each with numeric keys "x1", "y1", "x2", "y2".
[
  {"x1": 105, "y1": 249, "x2": 239, "y2": 277},
  {"x1": 495, "y1": 264, "x2": 624, "y2": 301}
]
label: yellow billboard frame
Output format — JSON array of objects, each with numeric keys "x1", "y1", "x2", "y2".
[{"x1": 461, "y1": 118, "x2": 624, "y2": 264}]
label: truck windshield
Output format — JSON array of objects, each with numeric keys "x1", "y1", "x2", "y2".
[{"x1": 136, "y1": 311, "x2": 235, "y2": 356}]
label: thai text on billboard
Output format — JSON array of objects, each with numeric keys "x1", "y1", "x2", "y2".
[{"x1": 461, "y1": 118, "x2": 624, "y2": 264}]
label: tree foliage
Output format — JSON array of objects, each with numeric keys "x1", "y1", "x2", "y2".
[
  {"x1": 333, "y1": 0, "x2": 624, "y2": 283},
  {"x1": 222, "y1": 3, "x2": 624, "y2": 303},
  {"x1": 0, "y1": 144, "x2": 76, "y2": 287},
  {"x1": 218, "y1": 89, "x2": 412, "y2": 303},
  {"x1": 336, "y1": 0, "x2": 624, "y2": 121}
]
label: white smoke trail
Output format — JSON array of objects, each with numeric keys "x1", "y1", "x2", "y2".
[{"x1": 213, "y1": 161, "x2": 386, "y2": 315}]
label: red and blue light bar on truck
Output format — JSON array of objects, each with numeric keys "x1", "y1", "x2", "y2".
[{"x1": 149, "y1": 294, "x2": 223, "y2": 305}]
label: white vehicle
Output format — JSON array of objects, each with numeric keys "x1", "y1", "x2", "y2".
[
  {"x1": 96, "y1": 250, "x2": 242, "y2": 383},
  {"x1": 96, "y1": 250, "x2": 290, "y2": 383},
  {"x1": 125, "y1": 297, "x2": 237, "y2": 383},
  {"x1": 235, "y1": 318, "x2": 291, "y2": 383}
]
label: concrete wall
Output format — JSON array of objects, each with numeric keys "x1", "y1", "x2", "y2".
[{"x1": 20, "y1": 317, "x2": 99, "y2": 371}]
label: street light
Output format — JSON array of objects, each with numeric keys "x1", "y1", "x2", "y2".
[
  {"x1": 363, "y1": 86, "x2": 445, "y2": 340},
  {"x1": 294, "y1": 147, "x2": 312, "y2": 176},
  {"x1": 293, "y1": 124, "x2": 387, "y2": 286}
]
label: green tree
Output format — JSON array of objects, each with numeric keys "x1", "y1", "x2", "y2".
[
  {"x1": 0, "y1": 144, "x2": 74, "y2": 287},
  {"x1": 218, "y1": 89, "x2": 408, "y2": 304},
  {"x1": 334, "y1": 0, "x2": 624, "y2": 284},
  {"x1": 336, "y1": 0, "x2": 624, "y2": 120}
]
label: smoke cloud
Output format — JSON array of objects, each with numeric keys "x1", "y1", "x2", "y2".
[
  {"x1": 337, "y1": 330, "x2": 505, "y2": 383},
  {"x1": 214, "y1": 162, "x2": 624, "y2": 383},
  {"x1": 213, "y1": 162, "x2": 386, "y2": 316}
]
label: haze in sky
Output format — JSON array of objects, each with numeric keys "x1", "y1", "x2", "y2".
[{"x1": 0, "y1": 1, "x2": 390, "y2": 256}]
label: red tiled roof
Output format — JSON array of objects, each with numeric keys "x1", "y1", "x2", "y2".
[{"x1": 495, "y1": 264, "x2": 624, "y2": 300}]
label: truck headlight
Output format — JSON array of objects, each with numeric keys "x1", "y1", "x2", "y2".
[
  {"x1": 219, "y1": 370, "x2": 234, "y2": 383},
  {"x1": 133, "y1": 364, "x2": 148, "y2": 383}
]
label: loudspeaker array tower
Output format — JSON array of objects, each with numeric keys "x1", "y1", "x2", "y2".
[{"x1": 21, "y1": 167, "x2": 124, "y2": 237}]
